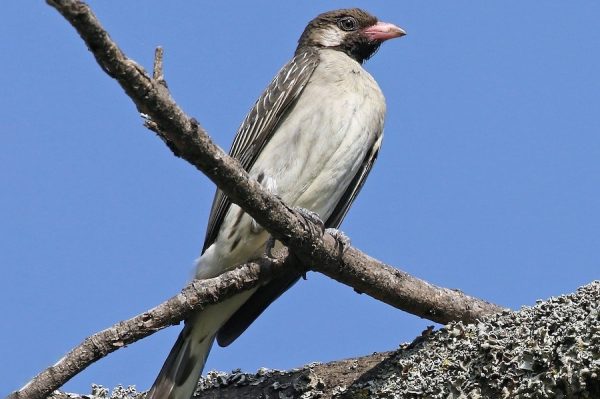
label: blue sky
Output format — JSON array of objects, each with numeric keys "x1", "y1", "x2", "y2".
[{"x1": 1, "y1": 1, "x2": 599, "y2": 396}]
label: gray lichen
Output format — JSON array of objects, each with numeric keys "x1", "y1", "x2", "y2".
[
  {"x1": 50, "y1": 281, "x2": 599, "y2": 399},
  {"x1": 342, "y1": 281, "x2": 599, "y2": 398}
]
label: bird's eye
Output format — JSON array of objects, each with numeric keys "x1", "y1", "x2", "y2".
[{"x1": 337, "y1": 17, "x2": 358, "y2": 32}]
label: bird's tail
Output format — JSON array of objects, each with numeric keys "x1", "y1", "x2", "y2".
[
  {"x1": 146, "y1": 290, "x2": 256, "y2": 399},
  {"x1": 145, "y1": 314, "x2": 215, "y2": 399}
]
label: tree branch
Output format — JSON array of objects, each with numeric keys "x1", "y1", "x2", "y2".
[
  {"x1": 48, "y1": 281, "x2": 600, "y2": 399},
  {"x1": 197, "y1": 281, "x2": 600, "y2": 398},
  {"x1": 9, "y1": 1, "x2": 505, "y2": 398},
  {"x1": 9, "y1": 253, "x2": 297, "y2": 399},
  {"x1": 42, "y1": 0, "x2": 503, "y2": 321}
]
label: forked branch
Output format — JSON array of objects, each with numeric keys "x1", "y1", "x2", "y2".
[{"x1": 8, "y1": 2, "x2": 506, "y2": 398}]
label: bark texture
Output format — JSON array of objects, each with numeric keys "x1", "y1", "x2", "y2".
[
  {"x1": 42, "y1": 0, "x2": 504, "y2": 329},
  {"x1": 49, "y1": 281, "x2": 600, "y2": 399}
]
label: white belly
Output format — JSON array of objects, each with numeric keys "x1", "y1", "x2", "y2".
[{"x1": 198, "y1": 49, "x2": 385, "y2": 278}]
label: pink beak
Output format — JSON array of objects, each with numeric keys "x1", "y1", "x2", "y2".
[{"x1": 363, "y1": 21, "x2": 406, "y2": 42}]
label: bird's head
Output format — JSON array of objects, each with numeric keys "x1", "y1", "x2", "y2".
[{"x1": 296, "y1": 8, "x2": 405, "y2": 63}]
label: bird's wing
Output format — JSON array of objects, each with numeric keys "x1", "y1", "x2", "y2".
[
  {"x1": 217, "y1": 271, "x2": 300, "y2": 347},
  {"x1": 217, "y1": 134, "x2": 384, "y2": 347},
  {"x1": 324, "y1": 133, "x2": 383, "y2": 228},
  {"x1": 202, "y1": 48, "x2": 320, "y2": 252}
]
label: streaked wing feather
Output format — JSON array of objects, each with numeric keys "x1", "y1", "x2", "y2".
[{"x1": 202, "y1": 48, "x2": 320, "y2": 252}]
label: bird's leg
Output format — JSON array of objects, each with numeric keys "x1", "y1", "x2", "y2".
[
  {"x1": 264, "y1": 235, "x2": 277, "y2": 259},
  {"x1": 325, "y1": 228, "x2": 351, "y2": 257}
]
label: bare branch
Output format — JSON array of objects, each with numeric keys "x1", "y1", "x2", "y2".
[
  {"x1": 42, "y1": 0, "x2": 504, "y2": 321},
  {"x1": 8, "y1": 254, "x2": 296, "y2": 399},
  {"x1": 8, "y1": 1, "x2": 507, "y2": 398}
]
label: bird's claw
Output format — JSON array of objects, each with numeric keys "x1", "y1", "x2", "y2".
[
  {"x1": 325, "y1": 228, "x2": 351, "y2": 257},
  {"x1": 293, "y1": 207, "x2": 325, "y2": 237},
  {"x1": 264, "y1": 236, "x2": 277, "y2": 259}
]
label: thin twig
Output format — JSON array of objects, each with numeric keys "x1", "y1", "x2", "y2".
[{"x1": 152, "y1": 46, "x2": 166, "y2": 87}]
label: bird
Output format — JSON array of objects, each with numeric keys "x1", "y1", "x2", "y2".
[{"x1": 147, "y1": 8, "x2": 405, "y2": 399}]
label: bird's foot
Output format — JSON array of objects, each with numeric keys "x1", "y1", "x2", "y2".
[
  {"x1": 292, "y1": 207, "x2": 324, "y2": 281},
  {"x1": 325, "y1": 228, "x2": 351, "y2": 257},
  {"x1": 293, "y1": 207, "x2": 325, "y2": 237}
]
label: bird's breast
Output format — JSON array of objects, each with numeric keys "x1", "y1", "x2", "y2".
[{"x1": 255, "y1": 49, "x2": 386, "y2": 217}]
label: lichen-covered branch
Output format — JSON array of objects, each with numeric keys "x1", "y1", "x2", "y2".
[
  {"x1": 48, "y1": 281, "x2": 600, "y2": 399},
  {"x1": 195, "y1": 281, "x2": 600, "y2": 398}
]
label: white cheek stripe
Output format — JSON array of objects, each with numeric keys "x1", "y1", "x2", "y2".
[{"x1": 319, "y1": 26, "x2": 344, "y2": 47}]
